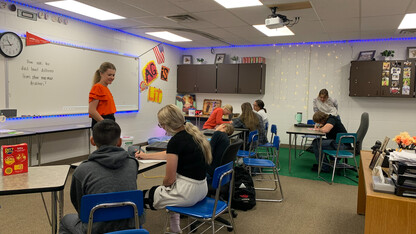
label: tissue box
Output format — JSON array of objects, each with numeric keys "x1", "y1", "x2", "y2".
[{"x1": 1, "y1": 143, "x2": 28, "y2": 176}]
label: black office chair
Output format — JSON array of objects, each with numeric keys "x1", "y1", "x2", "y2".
[{"x1": 356, "y1": 112, "x2": 369, "y2": 155}]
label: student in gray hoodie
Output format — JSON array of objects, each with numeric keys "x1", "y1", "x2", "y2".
[{"x1": 59, "y1": 119, "x2": 139, "y2": 234}]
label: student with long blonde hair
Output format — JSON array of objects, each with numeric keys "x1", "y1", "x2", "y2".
[{"x1": 136, "y1": 104, "x2": 212, "y2": 233}]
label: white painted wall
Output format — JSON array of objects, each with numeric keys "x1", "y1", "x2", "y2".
[{"x1": 1, "y1": 4, "x2": 416, "y2": 164}]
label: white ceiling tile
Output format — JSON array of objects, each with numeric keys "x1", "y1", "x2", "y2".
[
  {"x1": 361, "y1": 15, "x2": 404, "y2": 31},
  {"x1": 118, "y1": 0, "x2": 187, "y2": 16},
  {"x1": 310, "y1": 0, "x2": 360, "y2": 19},
  {"x1": 361, "y1": 0, "x2": 411, "y2": 17},
  {"x1": 195, "y1": 10, "x2": 248, "y2": 27},
  {"x1": 407, "y1": 0, "x2": 416, "y2": 12},
  {"x1": 79, "y1": 0, "x2": 151, "y2": 17},
  {"x1": 169, "y1": 0, "x2": 223, "y2": 12},
  {"x1": 321, "y1": 18, "x2": 360, "y2": 33}
]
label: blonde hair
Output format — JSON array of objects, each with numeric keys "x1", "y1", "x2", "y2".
[
  {"x1": 223, "y1": 123, "x2": 234, "y2": 136},
  {"x1": 240, "y1": 102, "x2": 259, "y2": 131},
  {"x1": 158, "y1": 104, "x2": 212, "y2": 164},
  {"x1": 223, "y1": 104, "x2": 233, "y2": 113},
  {"x1": 92, "y1": 62, "x2": 116, "y2": 85}
]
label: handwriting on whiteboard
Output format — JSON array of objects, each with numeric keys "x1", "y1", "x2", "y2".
[{"x1": 20, "y1": 59, "x2": 55, "y2": 86}]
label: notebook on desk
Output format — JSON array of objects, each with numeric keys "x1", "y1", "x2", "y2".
[
  {"x1": 203, "y1": 129, "x2": 215, "y2": 136},
  {"x1": 294, "y1": 123, "x2": 315, "y2": 128}
]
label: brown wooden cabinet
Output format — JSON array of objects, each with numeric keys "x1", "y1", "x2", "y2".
[
  {"x1": 177, "y1": 65, "x2": 216, "y2": 93},
  {"x1": 178, "y1": 63, "x2": 266, "y2": 94},
  {"x1": 349, "y1": 60, "x2": 415, "y2": 97},
  {"x1": 238, "y1": 63, "x2": 266, "y2": 94}
]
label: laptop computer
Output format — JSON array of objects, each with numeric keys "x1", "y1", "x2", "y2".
[
  {"x1": 294, "y1": 123, "x2": 315, "y2": 128},
  {"x1": 146, "y1": 141, "x2": 168, "y2": 151}
]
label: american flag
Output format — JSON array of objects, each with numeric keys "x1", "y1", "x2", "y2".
[{"x1": 153, "y1": 44, "x2": 165, "y2": 64}]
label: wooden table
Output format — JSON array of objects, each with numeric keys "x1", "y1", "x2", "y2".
[
  {"x1": 0, "y1": 165, "x2": 70, "y2": 234},
  {"x1": 357, "y1": 150, "x2": 416, "y2": 233},
  {"x1": 71, "y1": 160, "x2": 166, "y2": 174}
]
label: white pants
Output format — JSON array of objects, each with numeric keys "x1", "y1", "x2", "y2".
[{"x1": 153, "y1": 174, "x2": 207, "y2": 210}]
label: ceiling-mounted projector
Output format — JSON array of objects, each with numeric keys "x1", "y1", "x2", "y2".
[
  {"x1": 265, "y1": 7, "x2": 299, "y2": 29},
  {"x1": 265, "y1": 17, "x2": 285, "y2": 29}
]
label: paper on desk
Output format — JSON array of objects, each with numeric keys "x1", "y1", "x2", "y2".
[
  {"x1": 138, "y1": 159, "x2": 166, "y2": 164},
  {"x1": 0, "y1": 129, "x2": 16, "y2": 133},
  {"x1": 390, "y1": 151, "x2": 416, "y2": 163}
]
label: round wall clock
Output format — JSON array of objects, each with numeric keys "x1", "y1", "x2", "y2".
[{"x1": 0, "y1": 32, "x2": 23, "y2": 58}]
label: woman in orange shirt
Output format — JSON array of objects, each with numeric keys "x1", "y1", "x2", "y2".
[
  {"x1": 202, "y1": 104, "x2": 233, "y2": 129},
  {"x1": 88, "y1": 62, "x2": 117, "y2": 128}
]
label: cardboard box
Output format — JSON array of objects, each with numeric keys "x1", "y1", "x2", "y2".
[{"x1": 1, "y1": 143, "x2": 28, "y2": 176}]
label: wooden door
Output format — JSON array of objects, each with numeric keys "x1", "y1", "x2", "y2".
[
  {"x1": 238, "y1": 64, "x2": 266, "y2": 94},
  {"x1": 196, "y1": 65, "x2": 217, "y2": 93},
  {"x1": 177, "y1": 65, "x2": 197, "y2": 93},
  {"x1": 217, "y1": 64, "x2": 238, "y2": 93}
]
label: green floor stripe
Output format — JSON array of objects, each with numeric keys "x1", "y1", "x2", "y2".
[{"x1": 270, "y1": 147, "x2": 359, "y2": 186}]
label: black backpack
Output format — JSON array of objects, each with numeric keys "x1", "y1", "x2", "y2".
[{"x1": 231, "y1": 166, "x2": 256, "y2": 211}]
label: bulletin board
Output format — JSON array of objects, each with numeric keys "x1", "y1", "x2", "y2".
[{"x1": 5, "y1": 43, "x2": 139, "y2": 116}]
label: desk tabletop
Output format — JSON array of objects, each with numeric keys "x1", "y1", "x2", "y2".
[
  {"x1": 286, "y1": 126, "x2": 325, "y2": 135},
  {"x1": 0, "y1": 130, "x2": 36, "y2": 139},
  {"x1": 361, "y1": 151, "x2": 416, "y2": 203},
  {"x1": 21, "y1": 123, "x2": 90, "y2": 134},
  {"x1": 0, "y1": 165, "x2": 70, "y2": 196},
  {"x1": 71, "y1": 159, "x2": 166, "y2": 174}
]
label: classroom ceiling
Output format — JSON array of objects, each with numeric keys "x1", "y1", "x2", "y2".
[{"x1": 12, "y1": 0, "x2": 416, "y2": 48}]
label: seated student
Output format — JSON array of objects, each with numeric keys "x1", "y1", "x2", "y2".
[
  {"x1": 311, "y1": 111, "x2": 348, "y2": 172},
  {"x1": 202, "y1": 104, "x2": 233, "y2": 129},
  {"x1": 60, "y1": 120, "x2": 139, "y2": 234},
  {"x1": 253, "y1": 100, "x2": 268, "y2": 128},
  {"x1": 232, "y1": 102, "x2": 268, "y2": 145},
  {"x1": 207, "y1": 123, "x2": 234, "y2": 177},
  {"x1": 135, "y1": 104, "x2": 212, "y2": 233}
]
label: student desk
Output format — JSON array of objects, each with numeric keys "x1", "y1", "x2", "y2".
[
  {"x1": 71, "y1": 159, "x2": 166, "y2": 174},
  {"x1": 357, "y1": 150, "x2": 416, "y2": 233},
  {"x1": 286, "y1": 126, "x2": 325, "y2": 176},
  {"x1": 0, "y1": 165, "x2": 70, "y2": 234},
  {"x1": 22, "y1": 123, "x2": 91, "y2": 166},
  {"x1": 0, "y1": 130, "x2": 36, "y2": 165}
]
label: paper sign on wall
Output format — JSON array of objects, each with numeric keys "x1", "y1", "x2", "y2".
[
  {"x1": 142, "y1": 60, "x2": 158, "y2": 85},
  {"x1": 148, "y1": 86, "x2": 162, "y2": 103},
  {"x1": 161, "y1": 65, "x2": 170, "y2": 81}
]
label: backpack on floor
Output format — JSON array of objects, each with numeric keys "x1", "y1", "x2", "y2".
[{"x1": 231, "y1": 166, "x2": 256, "y2": 211}]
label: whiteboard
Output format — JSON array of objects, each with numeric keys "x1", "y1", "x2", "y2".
[{"x1": 6, "y1": 43, "x2": 139, "y2": 116}]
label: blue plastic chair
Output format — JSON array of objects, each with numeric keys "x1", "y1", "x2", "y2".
[
  {"x1": 258, "y1": 125, "x2": 278, "y2": 160},
  {"x1": 243, "y1": 136, "x2": 283, "y2": 202},
  {"x1": 164, "y1": 162, "x2": 235, "y2": 233},
  {"x1": 80, "y1": 190, "x2": 144, "y2": 234},
  {"x1": 236, "y1": 130, "x2": 258, "y2": 158},
  {"x1": 322, "y1": 133, "x2": 358, "y2": 184}
]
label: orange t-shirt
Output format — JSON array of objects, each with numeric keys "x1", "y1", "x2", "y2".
[
  {"x1": 203, "y1": 108, "x2": 229, "y2": 129},
  {"x1": 89, "y1": 83, "x2": 116, "y2": 116}
]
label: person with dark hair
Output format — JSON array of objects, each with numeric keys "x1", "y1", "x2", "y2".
[
  {"x1": 206, "y1": 123, "x2": 234, "y2": 177},
  {"x1": 89, "y1": 62, "x2": 117, "y2": 128},
  {"x1": 313, "y1": 89, "x2": 339, "y2": 116},
  {"x1": 59, "y1": 119, "x2": 139, "y2": 234},
  {"x1": 232, "y1": 102, "x2": 268, "y2": 145},
  {"x1": 253, "y1": 100, "x2": 268, "y2": 127},
  {"x1": 310, "y1": 111, "x2": 348, "y2": 172},
  {"x1": 135, "y1": 104, "x2": 212, "y2": 233}
]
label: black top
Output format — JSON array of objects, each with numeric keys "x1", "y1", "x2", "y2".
[
  {"x1": 207, "y1": 131, "x2": 230, "y2": 176},
  {"x1": 326, "y1": 115, "x2": 347, "y2": 140},
  {"x1": 167, "y1": 130, "x2": 206, "y2": 180}
]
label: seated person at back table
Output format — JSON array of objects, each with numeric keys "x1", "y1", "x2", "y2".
[
  {"x1": 232, "y1": 102, "x2": 268, "y2": 145},
  {"x1": 207, "y1": 123, "x2": 234, "y2": 178},
  {"x1": 311, "y1": 111, "x2": 349, "y2": 172},
  {"x1": 202, "y1": 104, "x2": 233, "y2": 129},
  {"x1": 60, "y1": 119, "x2": 139, "y2": 234},
  {"x1": 313, "y1": 88, "x2": 339, "y2": 117}
]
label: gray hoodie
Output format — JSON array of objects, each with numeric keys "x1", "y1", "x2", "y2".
[{"x1": 70, "y1": 145, "x2": 139, "y2": 233}]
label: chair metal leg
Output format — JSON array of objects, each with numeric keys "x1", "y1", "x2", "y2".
[
  {"x1": 331, "y1": 157, "x2": 337, "y2": 184},
  {"x1": 253, "y1": 166, "x2": 283, "y2": 202}
]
